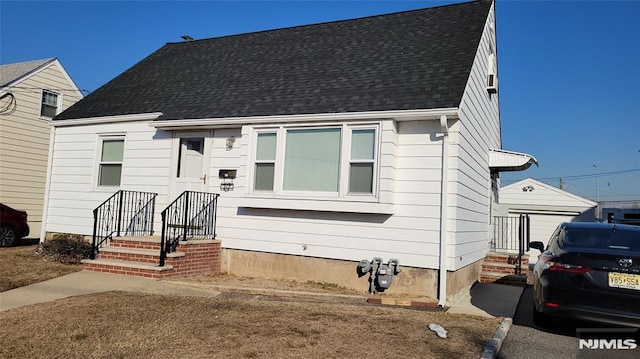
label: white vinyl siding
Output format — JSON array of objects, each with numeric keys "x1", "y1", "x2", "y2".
[
  {"x1": 450, "y1": 2, "x2": 501, "y2": 270},
  {"x1": 0, "y1": 60, "x2": 82, "y2": 236}
]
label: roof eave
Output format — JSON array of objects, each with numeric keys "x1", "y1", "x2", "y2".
[{"x1": 150, "y1": 108, "x2": 460, "y2": 130}]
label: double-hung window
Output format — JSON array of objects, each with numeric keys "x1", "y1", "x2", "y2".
[
  {"x1": 254, "y1": 132, "x2": 277, "y2": 191},
  {"x1": 98, "y1": 137, "x2": 125, "y2": 186},
  {"x1": 40, "y1": 90, "x2": 60, "y2": 118},
  {"x1": 252, "y1": 124, "x2": 378, "y2": 197}
]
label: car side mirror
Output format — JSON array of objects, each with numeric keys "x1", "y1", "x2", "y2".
[{"x1": 529, "y1": 241, "x2": 545, "y2": 252}]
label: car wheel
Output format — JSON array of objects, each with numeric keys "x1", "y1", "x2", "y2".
[
  {"x1": 0, "y1": 225, "x2": 16, "y2": 247},
  {"x1": 532, "y1": 302, "x2": 552, "y2": 327}
]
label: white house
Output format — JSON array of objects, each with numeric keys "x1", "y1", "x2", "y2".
[
  {"x1": 0, "y1": 58, "x2": 83, "y2": 238},
  {"x1": 499, "y1": 177, "x2": 597, "y2": 246},
  {"x1": 42, "y1": 1, "x2": 535, "y2": 304}
]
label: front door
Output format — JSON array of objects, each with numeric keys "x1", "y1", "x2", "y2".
[{"x1": 172, "y1": 132, "x2": 212, "y2": 197}]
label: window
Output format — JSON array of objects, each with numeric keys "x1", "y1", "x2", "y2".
[
  {"x1": 349, "y1": 129, "x2": 375, "y2": 193},
  {"x1": 98, "y1": 138, "x2": 124, "y2": 186},
  {"x1": 284, "y1": 128, "x2": 341, "y2": 192},
  {"x1": 254, "y1": 133, "x2": 276, "y2": 190},
  {"x1": 41, "y1": 90, "x2": 60, "y2": 117},
  {"x1": 251, "y1": 124, "x2": 378, "y2": 197}
]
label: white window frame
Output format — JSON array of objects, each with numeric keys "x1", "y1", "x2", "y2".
[
  {"x1": 248, "y1": 122, "x2": 380, "y2": 201},
  {"x1": 40, "y1": 89, "x2": 62, "y2": 118},
  {"x1": 95, "y1": 135, "x2": 126, "y2": 188}
]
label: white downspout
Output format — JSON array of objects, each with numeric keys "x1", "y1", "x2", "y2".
[
  {"x1": 40, "y1": 125, "x2": 56, "y2": 243},
  {"x1": 437, "y1": 115, "x2": 449, "y2": 308}
]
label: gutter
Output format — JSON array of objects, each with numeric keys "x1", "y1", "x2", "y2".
[
  {"x1": 151, "y1": 108, "x2": 459, "y2": 129},
  {"x1": 437, "y1": 114, "x2": 450, "y2": 308}
]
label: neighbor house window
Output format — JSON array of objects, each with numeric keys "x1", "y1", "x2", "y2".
[
  {"x1": 252, "y1": 124, "x2": 378, "y2": 196},
  {"x1": 98, "y1": 137, "x2": 124, "y2": 186},
  {"x1": 40, "y1": 90, "x2": 60, "y2": 117}
]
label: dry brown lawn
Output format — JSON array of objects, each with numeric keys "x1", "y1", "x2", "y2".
[
  {"x1": 1, "y1": 242, "x2": 502, "y2": 358},
  {"x1": 0, "y1": 291, "x2": 501, "y2": 359},
  {"x1": 0, "y1": 242, "x2": 81, "y2": 292}
]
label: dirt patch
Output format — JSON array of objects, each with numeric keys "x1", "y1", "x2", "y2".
[{"x1": 0, "y1": 291, "x2": 501, "y2": 358}]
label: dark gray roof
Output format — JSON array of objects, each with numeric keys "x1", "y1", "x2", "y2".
[
  {"x1": 56, "y1": 1, "x2": 491, "y2": 121},
  {"x1": 0, "y1": 58, "x2": 55, "y2": 88}
]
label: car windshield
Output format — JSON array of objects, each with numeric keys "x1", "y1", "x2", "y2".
[{"x1": 562, "y1": 227, "x2": 640, "y2": 251}]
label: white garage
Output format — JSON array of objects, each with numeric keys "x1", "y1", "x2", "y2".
[{"x1": 498, "y1": 178, "x2": 596, "y2": 247}]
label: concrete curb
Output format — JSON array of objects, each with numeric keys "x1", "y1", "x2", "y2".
[{"x1": 481, "y1": 317, "x2": 512, "y2": 359}]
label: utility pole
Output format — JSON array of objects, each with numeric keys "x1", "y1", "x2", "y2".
[{"x1": 559, "y1": 178, "x2": 564, "y2": 189}]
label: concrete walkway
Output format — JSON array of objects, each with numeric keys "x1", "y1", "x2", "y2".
[
  {"x1": 0, "y1": 271, "x2": 221, "y2": 312},
  {"x1": 1, "y1": 271, "x2": 524, "y2": 319},
  {"x1": 448, "y1": 282, "x2": 525, "y2": 318}
]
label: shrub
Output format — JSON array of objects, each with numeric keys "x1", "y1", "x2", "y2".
[{"x1": 37, "y1": 234, "x2": 93, "y2": 264}]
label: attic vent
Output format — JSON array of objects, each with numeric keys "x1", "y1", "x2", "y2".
[{"x1": 486, "y1": 53, "x2": 497, "y2": 94}]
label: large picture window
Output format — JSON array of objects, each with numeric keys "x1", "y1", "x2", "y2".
[
  {"x1": 251, "y1": 124, "x2": 378, "y2": 197},
  {"x1": 98, "y1": 137, "x2": 124, "y2": 186}
]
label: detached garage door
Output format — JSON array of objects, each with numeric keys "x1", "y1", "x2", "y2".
[{"x1": 509, "y1": 211, "x2": 579, "y2": 244}]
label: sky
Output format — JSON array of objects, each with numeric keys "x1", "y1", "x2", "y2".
[{"x1": 1, "y1": 0, "x2": 639, "y2": 201}]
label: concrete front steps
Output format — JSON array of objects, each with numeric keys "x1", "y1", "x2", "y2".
[
  {"x1": 82, "y1": 236, "x2": 221, "y2": 279},
  {"x1": 479, "y1": 252, "x2": 529, "y2": 286}
]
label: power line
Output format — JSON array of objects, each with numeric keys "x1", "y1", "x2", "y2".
[
  {"x1": 503, "y1": 168, "x2": 640, "y2": 185},
  {"x1": 3, "y1": 86, "x2": 92, "y2": 95}
]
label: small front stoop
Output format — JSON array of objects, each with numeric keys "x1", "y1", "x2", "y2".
[
  {"x1": 479, "y1": 252, "x2": 529, "y2": 286},
  {"x1": 82, "y1": 236, "x2": 221, "y2": 279}
]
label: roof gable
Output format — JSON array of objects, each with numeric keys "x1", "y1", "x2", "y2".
[
  {"x1": 0, "y1": 58, "x2": 55, "y2": 88},
  {"x1": 56, "y1": 0, "x2": 492, "y2": 121}
]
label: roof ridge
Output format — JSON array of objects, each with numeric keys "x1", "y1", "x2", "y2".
[{"x1": 164, "y1": 0, "x2": 482, "y2": 45}]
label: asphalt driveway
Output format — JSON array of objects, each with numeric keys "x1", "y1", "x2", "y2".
[{"x1": 498, "y1": 286, "x2": 639, "y2": 359}]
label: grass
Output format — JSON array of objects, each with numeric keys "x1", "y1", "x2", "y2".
[
  {"x1": 0, "y1": 241, "x2": 502, "y2": 358},
  {"x1": 0, "y1": 242, "x2": 81, "y2": 292},
  {"x1": 0, "y1": 291, "x2": 501, "y2": 359}
]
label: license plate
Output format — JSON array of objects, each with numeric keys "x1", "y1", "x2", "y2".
[{"x1": 608, "y1": 272, "x2": 640, "y2": 290}]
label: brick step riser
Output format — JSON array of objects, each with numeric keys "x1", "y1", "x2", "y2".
[
  {"x1": 109, "y1": 240, "x2": 162, "y2": 251},
  {"x1": 83, "y1": 263, "x2": 165, "y2": 279},
  {"x1": 83, "y1": 241, "x2": 222, "y2": 279},
  {"x1": 98, "y1": 252, "x2": 160, "y2": 264},
  {"x1": 482, "y1": 263, "x2": 529, "y2": 273}
]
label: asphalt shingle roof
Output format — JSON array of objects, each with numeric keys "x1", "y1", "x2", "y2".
[
  {"x1": 0, "y1": 58, "x2": 55, "y2": 88},
  {"x1": 56, "y1": 0, "x2": 491, "y2": 121}
]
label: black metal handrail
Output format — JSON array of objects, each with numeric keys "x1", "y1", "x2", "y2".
[
  {"x1": 490, "y1": 215, "x2": 530, "y2": 252},
  {"x1": 160, "y1": 191, "x2": 219, "y2": 266},
  {"x1": 92, "y1": 190, "x2": 158, "y2": 258}
]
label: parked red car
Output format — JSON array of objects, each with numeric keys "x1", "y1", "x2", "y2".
[{"x1": 0, "y1": 203, "x2": 29, "y2": 247}]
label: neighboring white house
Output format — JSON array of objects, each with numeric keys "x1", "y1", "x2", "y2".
[
  {"x1": 0, "y1": 58, "x2": 83, "y2": 237},
  {"x1": 41, "y1": 1, "x2": 536, "y2": 303},
  {"x1": 499, "y1": 178, "x2": 597, "y2": 245}
]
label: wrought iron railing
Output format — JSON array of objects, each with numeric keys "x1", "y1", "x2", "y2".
[
  {"x1": 490, "y1": 215, "x2": 530, "y2": 252},
  {"x1": 490, "y1": 215, "x2": 530, "y2": 275},
  {"x1": 160, "y1": 191, "x2": 219, "y2": 266},
  {"x1": 92, "y1": 190, "x2": 158, "y2": 258}
]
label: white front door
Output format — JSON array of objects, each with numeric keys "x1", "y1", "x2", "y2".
[{"x1": 172, "y1": 132, "x2": 212, "y2": 197}]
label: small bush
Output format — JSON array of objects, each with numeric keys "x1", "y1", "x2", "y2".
[{"x1": 37, "y1": 234, "x2": 93, "y2": 264}]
